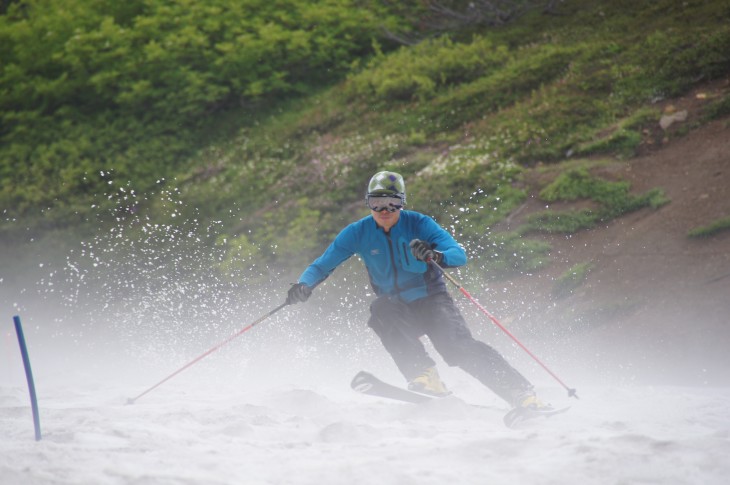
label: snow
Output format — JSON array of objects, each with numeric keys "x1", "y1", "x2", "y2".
[
  {"x1": 2, "y1": 328, "x2": 729, "y2": 485},
  {"x1": 2, "y1": 199, "x2": 728, "y2": 485}
]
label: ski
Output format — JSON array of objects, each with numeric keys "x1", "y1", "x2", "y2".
[
  {"x1": 350, "y1": 370, "x2": 434, "y2": 404},
  {"x1": 352, "y1": 370, "x2": 570, "y2": 428},
  {"x1": 503, "y1": 405, "x2": 571, "y2": 428}
]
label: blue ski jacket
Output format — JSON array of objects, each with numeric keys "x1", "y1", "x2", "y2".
[{"x1": 298, "y1": 210, "x2": 467, "y2": 302}]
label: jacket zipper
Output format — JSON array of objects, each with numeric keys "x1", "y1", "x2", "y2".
[{"x1": 385, "y1": 233, "x2": 400, "y2": 294}]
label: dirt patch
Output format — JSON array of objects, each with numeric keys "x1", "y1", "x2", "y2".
[{"x1": 487, "y1": 109, "x2": 730, "y2": 387}]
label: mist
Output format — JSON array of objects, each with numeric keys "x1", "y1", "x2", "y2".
[{"x1": 2, "y1": 178, "x2": 729, "y2": 485}]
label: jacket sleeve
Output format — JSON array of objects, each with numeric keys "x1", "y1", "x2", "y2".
[
  {"x1": 419, "y1": 216, "x2": 467, "y2": 267},
  {"x1": 298, "y1": 224, "x2": 358, "y2": 287}
]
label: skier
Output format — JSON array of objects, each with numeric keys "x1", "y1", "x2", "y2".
[{"x1": 286, "y1": 170, "x2": 549, "y2": 411}]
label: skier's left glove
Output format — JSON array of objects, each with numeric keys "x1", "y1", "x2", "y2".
[
  {"x1": 409, "y1": 239, "x2": 443, "y2": 264},
  {"x1": 286, "y1": 283, "x2": 312, "y2": 305}
]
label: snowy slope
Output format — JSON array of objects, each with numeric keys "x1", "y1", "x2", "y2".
[{"x1": 2, "y1": 338, "x2": 729, "y2": 485}]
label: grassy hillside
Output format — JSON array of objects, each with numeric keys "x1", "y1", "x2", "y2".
[
  {"x1": 2, "y1": 0, "x2": 730, "y2": 283},
  {"x1": 0, "y1": 0, "x2": 406, "y2": 231},
  {"x1": 173, "y1": 0, "x2": 730, "y2": 277}
]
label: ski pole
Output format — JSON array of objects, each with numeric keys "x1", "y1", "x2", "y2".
[
  {"x1": 127, "y1": 301, "x2": 289, "y2": 404},
  {"x1": 429, "y1": 260, "x2": 578, "y2": 399}
]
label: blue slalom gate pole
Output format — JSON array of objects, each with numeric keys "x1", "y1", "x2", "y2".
[{"x1": 13, "y1": 315, "x2": 42, "y2": 441}]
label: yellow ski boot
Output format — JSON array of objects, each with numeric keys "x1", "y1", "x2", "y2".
[{"x1": 407, "y1": 367, "x2": 451, "y2": 397}]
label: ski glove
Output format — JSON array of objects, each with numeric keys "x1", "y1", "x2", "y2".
[
  {"x1": 409, "y1": 239, "x2": 443, "y2": 264},
  {"x1": 286, "y1": 283, "x2": 312, "y2": 305}
]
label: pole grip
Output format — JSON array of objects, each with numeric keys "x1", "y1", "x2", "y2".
[{"x1": 13, "y1": 315, "x2": 42, "y2": 441}]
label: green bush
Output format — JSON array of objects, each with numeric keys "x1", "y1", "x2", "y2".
[
  {"x1": 613, "y1": 25, "x2": 730, "y2": 103},
  {"x1": 0, "y1": 0, "x2": 405, "y2": 228},
  {"x1": 539, "y1": 167, "x2": 605, "y2": 202},
  {"x1": 523, "y1": 167, "x2": 669, "y2": 234},
  {"x1": 688, "y1": 217, "x2": 730, "y2": 238},
  {"x1": 704, "y1": 94, "x2": 730, "y2": 121},
  {"x1": 573, "y1": 107, "x2": 659, "y2": 159},
  {"x1": 523, "y1": 209, "x2": 598, "y2": 234},
  {"x1": 552, "y1": 262, "x2": 593, "y2": 298},
  {"x1": 539, "y1": 167, "x2": 667, "y2": 213},
  {"x1": 428, "y1": 43, "x2": 578, "y2": 129},
  {"x1": 346, "y1": 36, "x2": 511, "y2": 102}
]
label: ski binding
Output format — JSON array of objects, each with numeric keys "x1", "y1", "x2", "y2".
[{"x1": 351, "y1": 370, "x2": 433, "y2": 404}]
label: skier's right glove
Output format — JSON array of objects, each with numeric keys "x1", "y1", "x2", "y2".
[
  {"x1": 286, "y1": 283, "x2": 312, "y2": 305},
  {"x1": 409, "y1": 239, "x2": 443, "y2": 264}
]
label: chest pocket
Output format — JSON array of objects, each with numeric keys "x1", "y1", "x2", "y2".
[{"x1": 396, "y1": 236, "x2": 427, "y2": 274}]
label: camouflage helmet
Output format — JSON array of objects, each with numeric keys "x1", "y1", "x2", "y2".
[{"x1": 366, "y1": 171, "x2": 406, "y2": 204}]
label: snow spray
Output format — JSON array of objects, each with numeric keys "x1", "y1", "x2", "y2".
[{"x1": 126, "y1": 302, "x2": 289, "y2": 404}]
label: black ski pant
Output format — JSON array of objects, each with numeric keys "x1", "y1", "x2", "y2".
[{"x1": 367, "y1": 291, "x2": 532, "y2": 405}]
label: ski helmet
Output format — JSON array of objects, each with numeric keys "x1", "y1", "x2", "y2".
[{"x1": 366, "y1": 171, "x2": 406, "y2": 204}]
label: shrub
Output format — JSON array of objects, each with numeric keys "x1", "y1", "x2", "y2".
[
  {"x1": 704, "y1": 94, "x2": 730, "y2": 121},
  {"x1": 0, "y1": 0, "x2": 405, "y2": 228},
  {"x1": 688, "y1": 217, "x2": 730, "y2": 238},
  {"x1": 612, "y1": 25, "x2": 730, "y2": 103},
  {"x1": 346, "y1": 36, "x2": 511, "y2": 102},
  {"x1": 552, "y1": 262, "x2": 593, "y2": 298},
  {"x1": 523, "y1": 209, "x2": 597, "y2": 234},
  {"x1": 523, "y1": 167, "x2": 669, "y2": 234}
]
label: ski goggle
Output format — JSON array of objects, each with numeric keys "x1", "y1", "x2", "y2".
[{"x1": 366, "y1": 194, "x2": 404, "y2": 212}]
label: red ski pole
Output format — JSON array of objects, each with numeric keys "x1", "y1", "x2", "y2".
[
  {"x1": 127, "y1": 302, "x2": 289, "y2": 404},
  {"x1": 430, "y1": 260, "x2": 578, "y2": 399}
]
